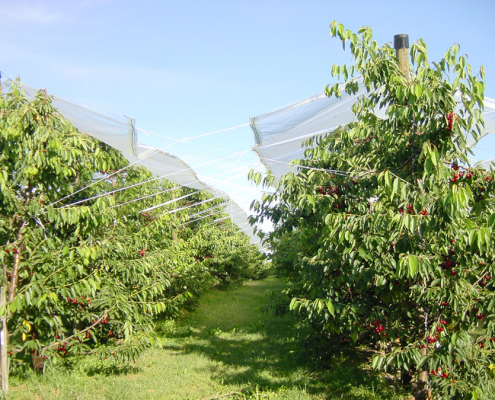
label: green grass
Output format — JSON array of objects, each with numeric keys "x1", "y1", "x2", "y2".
[{"x1": 7, "y1": 277, "x2": 408, "y2": 399}]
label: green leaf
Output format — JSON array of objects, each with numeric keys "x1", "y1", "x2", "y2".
[
  {"x1": 358, "y1": 247, "x2": 370, "y2": 260},
  {"x1": 414, "y1": 84, "x2": 423, "y2": 98},
  {"x1": 325, "y1": 299, "x2": 335, "y2": 316},
  {"x1": 392, "y1": 177, "x2": 399, "y2": 199},
  {"x1": 408, "y1": 255, "x2": 419, "y2": 278},
  {"x1": 488, "y1": 213, "x2": 495, "y2": 228}
]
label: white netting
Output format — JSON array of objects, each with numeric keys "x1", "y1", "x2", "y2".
[
  {"x1": 1, "y1": 78, "x2": 137, "y2": 159},
  {"x1": 135, "y1": 144, "x2": 209, "y2": 191},
  {"x1": 1, "y1": 78, "x2": 259, "y2": 247},
  {"x1": 250, "y1": 84, "x2": 366, "y2": 177},
  {"x1": 250, "y1": 83, "x2": 495, "y2": 177}
]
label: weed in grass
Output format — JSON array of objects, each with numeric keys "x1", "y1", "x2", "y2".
[{"x1": 155, "y1": 319, "x2": 194, "y2": 338}]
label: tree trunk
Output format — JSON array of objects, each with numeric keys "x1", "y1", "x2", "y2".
[
  {"x1": 0, "y1": 287, "x2": 8, "y2": 393},
  {"x1": 8, "y1": 221, "x2": 27, "y2": 303},
  {"x1": 415, "y1": 347, "x2": 429, "y2": 399},
  {"x1": 415, "y1": 308, "x2": 430, "y2": 400}
]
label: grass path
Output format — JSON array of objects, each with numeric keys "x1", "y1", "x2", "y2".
[{"x1": 8, "y1": 277, "x2": 406, "y2": 399}]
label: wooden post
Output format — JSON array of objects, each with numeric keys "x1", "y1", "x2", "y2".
[
  {"x1": 0, "y1": 286, "x2": 8, "y2": 394},
  {"x1": 394, "y1": 33, "x2": 430, "y2": 400},
  {"x1": 394, "y1": 34, "x2": 410, "y2": 81}
]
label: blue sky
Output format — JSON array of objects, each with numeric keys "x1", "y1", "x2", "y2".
[{"x1": 1, "y1": 0, "x2": 494, "y2": 217}]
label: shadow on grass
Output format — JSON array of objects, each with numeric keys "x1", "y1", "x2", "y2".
[
  {"x1": 85, "y1": 363, "x2": 142, "y2": 377},
  {"x1": 163, "y1": 277, "x2": 404, "y2": 399}
]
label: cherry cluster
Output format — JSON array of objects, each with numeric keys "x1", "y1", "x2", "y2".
[
  {"x1": 57, "y1": 345, "x2": 67, "y2": 358},
  {"x1": 431, "y1": 369, "x2": 450, "y2": 379},
  {"x1": 439, "y1": 250, "x2": 458, "y2": 275},
  {"x1": 66, "y1": 296, "x2": 92, "y2": 310},
  {"x1": 317, "y1": 186, "x2": 342, "y2": 196},
  {"x1": 449, "y1": 170, "x2": 490, "y2": 185},
  {"x1": 371, "y1": 320, "x2": 385, "y2": 335},
  {"x1": 4, "y1": 248, "x2": 19, "y2": 254},
  {"x1": 450, "y1": 173, "x2": 462, "y2": 183},
  {"x1": 473, "y1": 182, "x2": 490, "y2": 202},
  {"x1": 446, "y1": 112, "x2": 455, "y2": 131},
  {"x1": 426, "y1": 334, "x2": 438, "y2": 344}
]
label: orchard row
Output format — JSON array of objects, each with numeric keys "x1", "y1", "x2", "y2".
[{"x1": 0, "y1": 83, "x2": 267, "y2": 373}]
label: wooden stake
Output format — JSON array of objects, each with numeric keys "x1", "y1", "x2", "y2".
[
  {"x1": 394, "y1": 34, "x2": 410, "y2": 81},
  {"x1": 0, "y1": 286, "x2": 8, "y2": 394},
  {"x1": 395, "y1": 33, "x2": 429, "y2": 399}
]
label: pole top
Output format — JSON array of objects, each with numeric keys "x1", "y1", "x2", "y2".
[{"x1": 394, "y1": 34, "x2": 409, "y2": 50}]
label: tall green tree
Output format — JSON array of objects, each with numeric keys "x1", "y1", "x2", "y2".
[{"x1": 251, "y1": 23, "x2": 493, "y2": 399}]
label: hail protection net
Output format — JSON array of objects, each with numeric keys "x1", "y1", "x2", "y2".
[
  {"x1": 250, "y1": 84, "x2": 367, "y2": 178},
  {"x1": 1, "y1": 78, "x2": 260, "y2": 247},
  {"x1": 250, "y1": 83, "x2": 495, "y2": 178},
  {"x1": 135, "y1": 144, "x2": 209, "y2": 192},
  {"x1": 1, "y1": 78, "x2": 137, "y2": 159}
]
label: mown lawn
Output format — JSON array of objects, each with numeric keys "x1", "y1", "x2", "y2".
[{"x1": 7, "y1": 276, "x2": 408, "y2": 399}]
